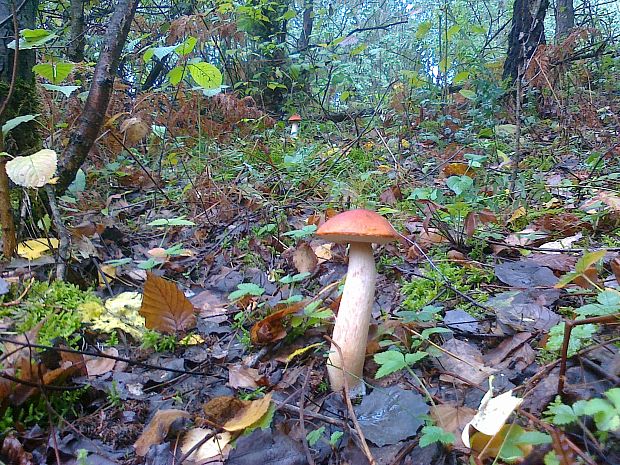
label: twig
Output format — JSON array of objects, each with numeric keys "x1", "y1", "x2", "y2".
[
  {"x1": 299, "y1": 361, "x2": 316, "y2": 465},
  {"x1": 325, "y1": 336, "x2": 376, "y2": 465},
  {"x1": 558, "y1": 314, "x2": 620, "y2": 393},
  {"x1": 44, "y1": 184, "x2": 70, "y2": 279},
  {"x1": 1, "y1": 276, "x2": 33, "y2": 306},
  {"x1": 0, "y1": 337, "x2": 211, "y2": 376}
]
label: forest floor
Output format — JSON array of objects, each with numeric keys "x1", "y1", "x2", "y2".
[{"x1": 2, "y1": 88, "x2": 620, "y2": 465}]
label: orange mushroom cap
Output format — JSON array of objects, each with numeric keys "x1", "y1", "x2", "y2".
[
  {"x1": 316, "y1": 209, "x2": 399, "y2": 245},
  {"x1": 288, "y1": 114, "x2": 302, "y2": 122}
]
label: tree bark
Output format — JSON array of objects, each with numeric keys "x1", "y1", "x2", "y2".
[
  {"x1": 555, "y1": 0, "x2": 574, "y2": 40},
  {"x1": 0, "y1": 0, "x2": 39, "y2": 257},
  {"x1": 298, "y1": 0, "x2": 313, "y2": 51},
  {"x1": 503, "y1": 0, "x2": 550, "y2": 82},
  {"x1": 56, "y1": 0, "x2": 139, "y2": 194},
  {"x1": 66, "y1": 0, "x2": 85, "y2": 62}
]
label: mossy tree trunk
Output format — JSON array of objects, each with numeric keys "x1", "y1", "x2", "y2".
[{"x1": 0, "y1": 0, "x2": 41, "y2": 257}]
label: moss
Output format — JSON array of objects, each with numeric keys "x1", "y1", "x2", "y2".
[
  {"x1": 0, "y1": 79, "x2": 41, "y2": 154},
  {"x1": 6, "y1": 280, "x2": 101, "y2": 347}
]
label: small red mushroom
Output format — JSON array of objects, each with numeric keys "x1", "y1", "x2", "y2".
[
  {"x1": 288, "y1": 114, "x2": 302, "y2": 138},
  {"x1": 316, "y1": 209, "x2": 399, "y2": 391}
]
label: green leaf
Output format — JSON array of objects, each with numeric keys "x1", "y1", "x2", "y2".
[
  {"x1": 416, "y1": 21, "x2": 432, "y2": 39},
  {"x1": 8, "y1": 29, "x2": 56, "y2": 50},
  {"x1": 419, "y1": 425, "x2": 455, "y2": 447},
  {"x1": 597, "y1": 290, "x2": 620, "y2": 307},
  {"x1": 148, "y1": 217, "x2": 196, "y2": 227},
  {"x1": 329, "y1": 431, "x2": 343, "y2": 445},
  {"x1": 470, "y1": 24, "x2": 486, "y2": 34},
  {"x1": 574, "y1": 250, "x2": 606, "y2": 274},
  {"x1": 279, "y1": 272, "x2": 310, "y2": 284},
  {"x1": 175, "y1": 36, "x2": 197, "y2": 56},
  {"x1": 420, "y1": 327, "x2": 452, "y2": 340},
  {"x1": 544, "y1": 452, "x2": 561, "y2": 465},
  {"x1": 447, "y1": 24, "x2": 461, "y2": 40},
  {"x1": 605, "y1": 388, "x2": 620, "y2": 411},
  {"x1": 167, "y1": 66, "x2": 186, "y2": 86},
  {"x1": 350, "y1": 43, "x2": 367, "y2": 56},
  {"x1": 2, "y1": 114, "x2": 39, "y2": 136},
  {"x1": 453, "y1": 70, "x2": 470, "y2": 84},
  {"x1": 446, "y1": 175, "x2": 473, "y2": 196},
  {"x1": 459, "y1": 89, "x2": 476, "y2": 100},
  {"x1": 514, "y1": 431, "x2": 552, "y2": 446},
  {"x1": 280, "y1": 9, "x2": 297, "y2": 20},
  {"x1": 405, "y1": 351, "x2": 428, "y2": 365},
  {"x1": 374, "y1": 351, "x2": 406, "y2": 379},
  {"x1": 33, "y1": 62, "x2": 74, "y2": 84},
  {"x1": 41, "y1": 84, "x2": 80, "y2": 97},
  {"x1": 188, "y1": 62, "x2": 223, "y2": 90},
  {"x1": 306, "y1": 427, "x2": 325, "y2": 446},
  {"x1": 282, "y1": 225, "x2": 317, "y2": 240},
  {"x1": 228, "y1": 283, "x2": 265, "y2": 301},
  {"x1": 546, "y1": 401, "x2": 578, "y2": 425}
]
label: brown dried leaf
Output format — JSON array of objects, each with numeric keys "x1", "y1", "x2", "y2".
[
  {"x1": 228, "y1": 364, "x2": 267, "y2": 389},
  {"x1": 443, "y1": 162, "x2": 475, "y2": 178},
  {"x1": 134, "y1": 409, "x2": 190, "y2": 456},
  {"x1": 140, "y1": 272, "x2": 196, "y2": 334},
  {"x1": 120, "y1": 116, "x2": 150, "y2": 145},
  {"x1": 431, "y1": 404, "x2": 476, "y2": 452},
  {"x1": 85, "y1": 348, "x2": 118, "y2": 377},
  {"x1": 464, "y1": 212, "x2": 478, "y2": 237},
  {"x1": 250, "y1": 301, "x2": 305, "y2": 345},
  {"x1": 292, "y1": 242, "x2": 317, "y2": 273},
  {"x1": 379, "y1": 185, "x2": 402, "y2": 206},
  {"x1": 1, "y1": 435, "x2": 34, "y2": 465},
  {"x1": 611, "y1": 256, "x2": 620, "y2": 285}
]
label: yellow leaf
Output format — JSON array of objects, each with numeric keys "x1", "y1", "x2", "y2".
[
  {"x1": 223, "y1": 393, "x2": 273, "y2": 432},
  {"x1": 180, "y1": 333, "x2": 204, "y2": 345},
  {"x1": 286, "y1": 342, "x2": 324, "y2": 363},
  {"x1": 507, "y1": 207, "x2": 526, "y2": 224},
  {"x1": 17, "y1": 238, "x2": 59, "y2": 259},
  {"x1": 98, "y1": 265, "x2": 116, "y2": 287}
]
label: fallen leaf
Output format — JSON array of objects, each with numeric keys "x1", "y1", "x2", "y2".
[
  {"x1": 226, "y1": 429, "x2": 306, "y2": 465},
  {"x1": 181, "y1": 428, "x2": 231, "y2": 463},
  {"x1": 507, "y1": 206, "x2": 526, "y2": 224},
  {"x1": 437, "y1": 339, "x2": 496, "y2": 386},
  {"x1": 292, "y1": 242, "x2": 317, "y2": 273},
  {"x1": 140, "y1": 272, "x2": 196, "y2": 334},
  {"x1": 222, "y1": 393, "x2": 273, "y2": 432},
  {"x1": 528, "y1": 253, "x2": 577, "y2": 272},
  {"x1": 85, "y1": 348, "x2": 118, "y2": 377},
  {"x1": 134, "y1": 409, "x2": 190, "y2": 456},
  {"x1": 431, "y1": 404, "x2": 476, "y2": 451},
  {"x1": 443, "y1": 162, "x2": 474, "y2": 178},
  {"x1": 16, "y1": 238, "x2": 59, "y2": 260},
  {"x1": 312, "y1": 242, "x2": 333, "y2": 262},
  {"x1": 494, "y1": 260, "x2": 558, "y2": 288},
  {"x1": 1, "y1": 435, "x2": 34, "y2": 465},
  {"x1": 462, "y1": 386, "x2": 523, "y2": 448},
  {"x1": 611, "y1": 256, "x2": 620, "y2": 285},
  {"x1": 354, "y1": 386, "x2": 428, "y2": 446},
  {"x1": 250, "y1": 301, "x2": 305, "y2": 345},
  {"x1": 228, "y1": 364, "x2": 267, "y2": 389},
  {"x1": 81, "y1": 293, "x2": 145, "y2": 339}
]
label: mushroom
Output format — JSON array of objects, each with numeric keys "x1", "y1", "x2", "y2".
[
  {"x1": 316, "y1": 209, "x2": 399, "y2": 391},
  {"x1": 288, "y1": 114, "x2": 302, "y2": 138}
]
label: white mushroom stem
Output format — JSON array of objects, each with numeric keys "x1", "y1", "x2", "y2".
[
  {"x1": 327, "y1": 241, "x2": 377, "y2": 391},
  {"x1": 290, "y1": 122, "x2": 300, "y2": 138}
]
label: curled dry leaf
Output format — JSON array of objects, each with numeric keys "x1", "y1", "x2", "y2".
[
  {"x1": 120, "y1": 116, "x2": 150, "y2": 145},
  {"x1": 202, "y1": 393, "x2": 273, "y2": 432},
  {"x1": 228, "y1": 364, "x2": 268, "y2": 389},
  {"x1": 134, "y1": 409, "x2": 190, "y2": 456},
  {"x1": 250, "y1": 301, "x2": 305, "y2": 345},
  {"x1": 139, "y1": 272, "x2": 196, "y2": 334}
]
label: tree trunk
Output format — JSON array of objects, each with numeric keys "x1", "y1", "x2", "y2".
[
  {"x1": 0, "y1": 0, "x2": 39, "y2": 257},
  {"x1": 503, "y1": 0, "x2": 550, "y2": 82},
  {"x1": 555, "y1": 0, "x2": 574, "y2": 40},
  {"x1": 298, "y1": 0, "x2": 313, "y2": 51},
  {"x1": 56, "y1": 0, "x2": 138, "y2": 194},
  {"x1": 67, "y1": 0, "x2": 85, "y2": 62}
]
